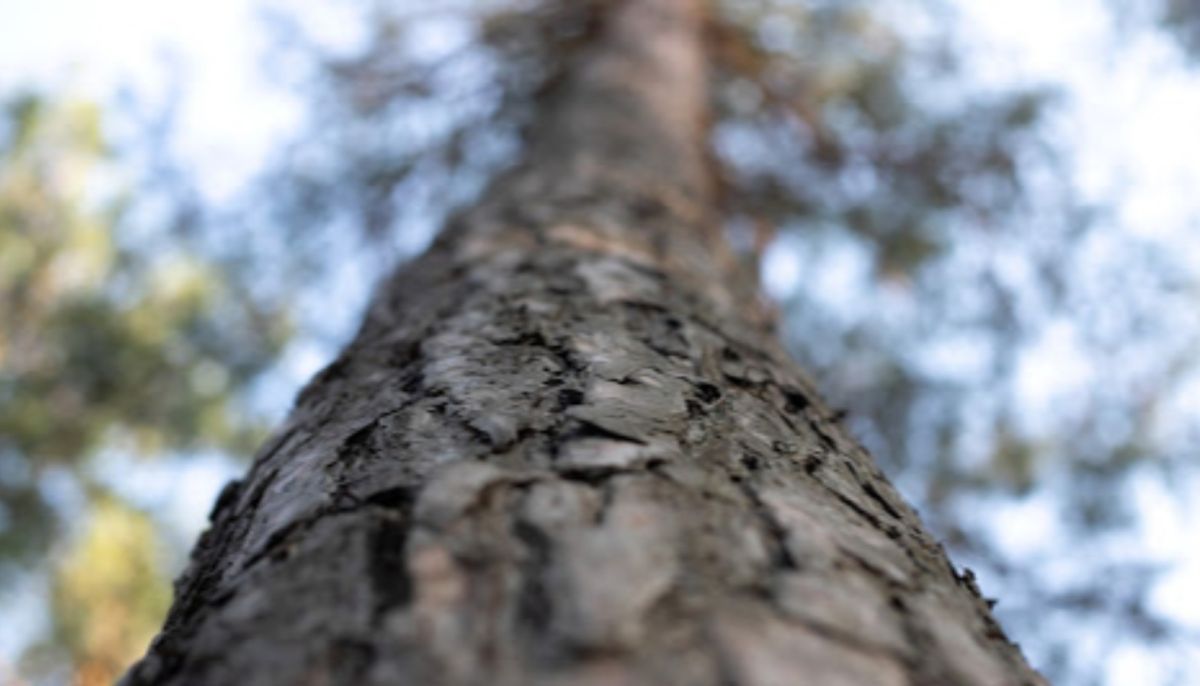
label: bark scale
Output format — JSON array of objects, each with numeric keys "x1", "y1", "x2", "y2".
[{"x1": 127, "y1": 1, "x2": 1044, "y2": 684}]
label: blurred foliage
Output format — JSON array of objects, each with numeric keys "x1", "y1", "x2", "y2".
[
  {"x1": 1109, "y1": 0, "x2": 1200, "y2": 58},
  {"x1": 255, "y1": 0, "x2": 597, "y2": 269},
  {"x1": 0, "y1": 92, "x2": 290, "y2": 682},
  {"x1": 0, "y1": 93, "x2": 289, "y2": 567},
  {"x1": 707, "y1": 0, "x2": 1058, "y2": 274},
  {"x1": 21, "y1": 495, "x2": 171, "y2": 686},
  {"x1": 1162, "y1": 0, "x2": 1200, "y2": 53}
]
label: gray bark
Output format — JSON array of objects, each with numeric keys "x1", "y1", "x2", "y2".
[{"x1": 126, "y1": 0, "x2": 1045, "y2": 684}]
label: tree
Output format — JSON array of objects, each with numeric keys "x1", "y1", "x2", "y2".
[
  {"x1": 0, "y1": 93, "x2": 288, "y2": 683},
  {"x1": 127, "y1": 1, "x2": 1044, "y2": 683}
]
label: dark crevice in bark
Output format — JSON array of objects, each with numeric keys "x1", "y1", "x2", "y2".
[
  {"x1": 862, "y1": 480, "x2": 905, "y2": 521},
  {"x1": 826, "y1": 486, "x2": 888, "y2": 531},
  {"x1": 781, "y1": 387, "x2": 811, "y2": 414},
  {"x1": 560, "y1": 419, "x2": 648, "y2": 446},
  {"x1": 555, "y1": 388, "x2": 585, "y2": 409},
  {"x1": 370, "y1": 510, "x2": 414, "y2": 618},
  {"x1": 327, "y1": 638, "x2": 376, "y2": 684},
  {"x1": 513, "y1": 519, "x2": 554, "y2": 632},
  {"x1": 365, "y1": 485, "x2": 418, "y2": 510},
  {"x1": 730, "y1": 472, "x2": 798, "y2": 572},
  {"x1": 694, "y1": 381, "x2": 722, "y2": 404}
]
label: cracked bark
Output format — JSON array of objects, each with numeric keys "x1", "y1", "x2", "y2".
[{"x1": 126, "y1": 0, "x2": 1045, "y2": 684}]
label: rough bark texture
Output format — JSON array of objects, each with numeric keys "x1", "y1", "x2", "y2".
[{"x1": 127, "y1": 1, "x2": 1045, "y2": 684}]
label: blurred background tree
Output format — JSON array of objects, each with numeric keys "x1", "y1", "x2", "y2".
[
  {"x1": 0, "y1": 94, "x2": 289, "y2": 683},
  {"x1": 1, "y1": 0, "x2": 1198, "y2": 684},
  {"x1": 24, "y1": 495, "x2": 171, "y2": 686}
]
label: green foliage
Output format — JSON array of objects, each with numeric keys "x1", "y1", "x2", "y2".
[
  {"x1": 21, "y1": 495, "x2": 172, "y2": 686},
  {"x1": 1162, "y1": 0, "x2": 1200, "y2": 53},
  {"x1": 709, "y1": 0, "x2": 1058, "y2": 280},
  {"x1": 0, "y1": 95, "x2": 287, "y2": 466},
  {"x1": 0, "y1": 92, "x2": 290, "y2": 679}
]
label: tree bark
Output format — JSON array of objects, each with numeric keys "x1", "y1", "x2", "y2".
[{"x1": 127, "y1": 1, "x2": 1044, "y2": 684}]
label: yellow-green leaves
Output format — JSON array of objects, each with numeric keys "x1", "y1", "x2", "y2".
[
  {"x1": 0, "y1": 92, "x2": 289, "y2": 681},
  {"x1": 40, "y1": 497, "x2": 170, "y2": 686}
]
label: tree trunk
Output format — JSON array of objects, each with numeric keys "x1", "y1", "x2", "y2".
[{"x1": 126, "y1": 1, "x2": 1044, "y2": 684}]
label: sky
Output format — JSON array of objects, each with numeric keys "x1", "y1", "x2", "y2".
[
  {"x1": 1, "y1": 0, "x2": 305, "y2": 202},
  {"x1": 2, "y1": 0, "x2": 1199, "y2": 681},
  {"x1": 930, "y1": 1, "x2": 1200, "y2": 677}
]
